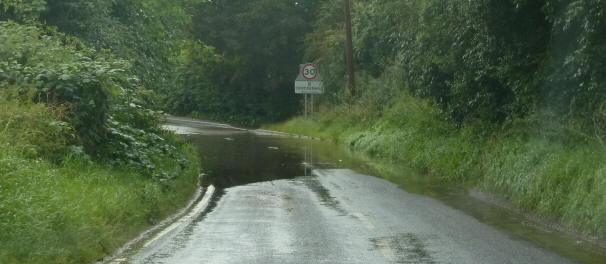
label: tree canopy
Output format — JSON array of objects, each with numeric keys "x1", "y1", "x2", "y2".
[
  {"x1": 306, "y1": 0, "x2": 606, "y2": 136},
  {"x1": 2, "y1": 0, "x2": 605, "y2": 132},
  {"x1": 174, "y1": 0, "x2": 319, "y2": 125}
]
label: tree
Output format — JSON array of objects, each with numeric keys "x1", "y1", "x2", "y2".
[
  {"x1": 185, "y1": 0, "x2": 319, "y2": 125},
  {"x1": 40, "y1": 0, "x2": 191, "y2": 104}
]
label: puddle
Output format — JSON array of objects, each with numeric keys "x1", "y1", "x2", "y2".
[{"x1": 165, "y1": 118, "x2": 605, "y2": 264}]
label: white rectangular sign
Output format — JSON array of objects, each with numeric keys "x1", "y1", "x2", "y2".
[{"x1": 295, "y1": 80, "x2": 323, "y2": 94}]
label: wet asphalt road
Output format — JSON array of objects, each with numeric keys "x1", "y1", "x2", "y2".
[
  {"x1": 130, "y1": 170, "x2": 571, "y2": 264},
  {"x1": 125, "y1": 117, "x2": 574, "y2": 264}
]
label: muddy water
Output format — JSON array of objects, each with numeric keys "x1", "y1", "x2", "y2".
[{"x1": 174, "y1": 120, "x2": 605, "y2": 264}]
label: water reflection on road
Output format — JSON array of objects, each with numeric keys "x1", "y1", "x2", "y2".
[{"x1": 132, "y1": 117, "x2": 606, "y2": 264}]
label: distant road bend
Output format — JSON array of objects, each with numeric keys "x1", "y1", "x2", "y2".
[{"x1": 115, "y1": 117, "x2": 574, "y2": 264}]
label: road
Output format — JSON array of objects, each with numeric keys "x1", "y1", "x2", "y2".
[{"x1": 119, "y1": 117, "x2": 575, "y2": 264}]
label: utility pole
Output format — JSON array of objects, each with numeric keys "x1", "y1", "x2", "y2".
[{"x1": 343, "y1": 0, "x2": 355, "y2": 96}]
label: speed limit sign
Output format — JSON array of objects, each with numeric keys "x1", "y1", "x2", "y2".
[
  {"x1": 295, "y1": 63, "x2": 323, "y2": 94},
  {"x1": 295, "y1": 63, "x2": 324, "y2": 120},
  {"x1": 302, "y1": 64, "x2": 318, "y2": 80}
]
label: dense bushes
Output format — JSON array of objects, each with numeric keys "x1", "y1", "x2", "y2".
[
  {"x1": 0, "y1": 13, "x2": 200, "y2": 264},
  {"x1": 308, "y1": 0, "x2": 606, "y2": 134},
  {"x1": 167, "y1": 41, "x2": 227, "y2": 119},
  {"x1": 0, "y1": 21, "x2": 185, "y2": 174},
  {"x1": 0, "y1": 21, "x2": 114, "y2": 153},
  {"x1": 39, "y1": 0, "x2": 191, "y2": 100},
  {"x1": 1, "y1": 0, "x2": 205, "y2": 111},
  {"x1": 2, "y1": 0, "x2": 322, "y2": 126},
  {"x1": 0, "y1": 94, "x2": 199, "y2": 263}
]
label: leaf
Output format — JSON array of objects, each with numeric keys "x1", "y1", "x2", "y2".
[{"x1": 59, "y1": 74, "x2": 70, "y2": 80}]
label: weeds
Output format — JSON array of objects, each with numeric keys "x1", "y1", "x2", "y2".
[
  {"x1": 0, "y1": 94, "x2": 199, "y2": 263},
  {"x1": 269, "y1": 91, "x2": 606, "y2": 238}
]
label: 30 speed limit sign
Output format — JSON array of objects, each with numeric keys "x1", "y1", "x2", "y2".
[
  {"x1": 295, "y1": 63, "x2": 323, "y2": 94},
  {"x1": 301, "y1": 64, "x2": 318, "y2": 80}
]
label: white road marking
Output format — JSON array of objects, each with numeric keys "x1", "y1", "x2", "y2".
[{"x1": 142, "y1": 185, "x2": 216, "y2": 248}]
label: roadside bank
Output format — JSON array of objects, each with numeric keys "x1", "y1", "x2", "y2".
[
  {"x1": 0, "y1": 94, "x2": 200, "y2": 264},
  {"x1": 266, "y1": 93, "x2": 606, "y2": 247}
]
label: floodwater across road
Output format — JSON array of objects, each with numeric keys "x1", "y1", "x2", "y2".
[{"x1": 115, "y1": 116, "x2": 605, "y2": 263}]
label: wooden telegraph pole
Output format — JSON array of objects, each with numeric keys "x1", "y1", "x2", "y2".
[{"x1": 343, "y1": 0, "x2": 355, "y2": 96}]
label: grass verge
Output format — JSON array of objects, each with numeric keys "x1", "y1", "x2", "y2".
[
  {"x1": 266, "y1": 93, "x2": 606, "y2": 239},
  {"x1": 0, "y1": 96, "x2": 199, "y2": 263}
]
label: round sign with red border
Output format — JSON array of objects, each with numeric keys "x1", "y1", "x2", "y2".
[{"x1": 302, "y1": 64, "x2": 318, "y2": 80}]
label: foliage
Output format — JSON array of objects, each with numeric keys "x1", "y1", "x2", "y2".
[
  {"x1": 0, "y1": 2, "x2": 203, "y2": 263},
  {"x1": 37, "y1": 0, "x2": 192, "y2": 104},
  {"x1": 0, "y1": 95, "x2": 199, "y2": 263},
  {"x1": 0, "y1": 22, "x2": 200, "y2": 262},
  {"x1": 184, "y1": 0, "x2": 319, "y2": 125},
  {"x1": 0, "y1": 0, "x2": 46, "y2": 20},
  {"x1": 272, "y1": 0, "x2": 606, "y2": 238},
  {"x1": 302, "y1": 0, "x2": 347, "y2": 105},
  {"x1": 0, "y1": 0, "x2": 194, "y2": 105},
  {"x1": 0, "y1": 92, "x2": 75, "y2": 161},
  {"x1": 543, "y1": 0, "x2": 606, "y2": 138},
  {"x1": 269, "y1": 90, "x2": 606, "y2": 238},
  {"x1": 2, "y1": 0, "x2": 323, "y2": 126},
  {"x1": 308, "y1": 0, "x2": 606, "y2": 137},
  {"x1": 0, "y1": 21, "x2": 185, "y2": 175},
  {"x1": 167, "y1": 41, "x2": 226, "y2": 118},
  {"x1": 0, "y1": 21, "x2": 113, "y2": 153}
]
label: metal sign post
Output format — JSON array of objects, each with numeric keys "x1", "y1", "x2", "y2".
[
  {"x1": 312, "y1": 95, "x2": 315, "y2": 119},
  {"x1": 295, "y1": 63, "x2": 324, "y2": 119},
  {"x1": 304, "y1": 94, "x2": 308, "y2": 119}
]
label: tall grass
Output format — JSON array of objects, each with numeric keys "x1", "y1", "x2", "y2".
[
  {"x1": 0, "y1": 95, "x2": 199, "y2": 263},
  {"x1": 268, "y1": 91, "x2": 606, "y2": 238},
  {"x1": 483, "y1": 133, "x2": 606, "y2": 235}
]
